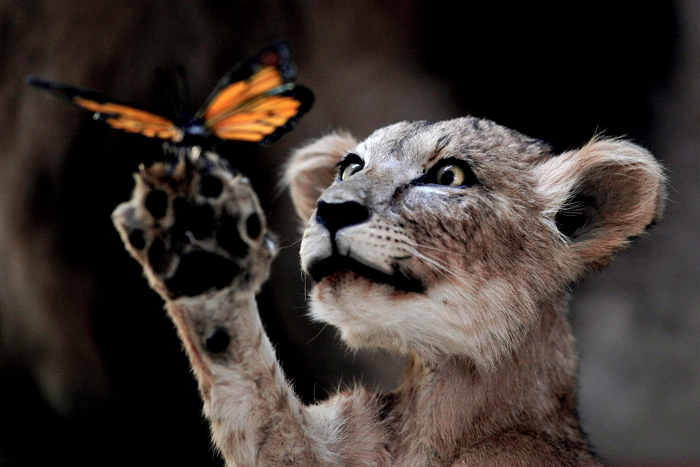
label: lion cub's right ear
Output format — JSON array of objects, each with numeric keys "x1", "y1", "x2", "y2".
[
  {"x1": 533, "y1": 138, "x2": 666, "y2": 277},
  {"x1": 284, "y1": 132, "x2": 358, "y2": 222}
]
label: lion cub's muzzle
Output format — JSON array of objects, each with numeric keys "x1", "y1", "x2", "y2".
[{"x1": 303, "y1": 199, "x2": 424, "y2": 293}]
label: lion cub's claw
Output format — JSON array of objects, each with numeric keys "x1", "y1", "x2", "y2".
[{"x1": 112, "y1": 147, "x2": 275, "y2": 300}]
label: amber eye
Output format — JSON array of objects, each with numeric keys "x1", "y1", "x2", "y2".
[
  {"x1": 338, "y1": 154, "x2": 364, "y2": 181},
  {"x1": 420, "y1": 158, "x2": 478, "y2": 187},
  {"x1": 340, "y1": 162, "x2": 363, "y2": 180},
  {"x1": 435, "y1": 164, "x2": 466, "y2": 186}
]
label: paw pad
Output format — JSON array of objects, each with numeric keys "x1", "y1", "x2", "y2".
[
  {"x1": 165, "y1": 251, "x2": 240, "y2": 297},
  {"x1": 113, "y1": 148, "x2": 275, "y2": 298},
  {"x1": 128, "y1": 229, "x2": 147, "y2": 250},
  {"x1": 205, "y1": 327, "x2": 231, "y2": 354},
  {"x1": 199, "y1": 174, "x2": 223, "y2": 198},
  {"x1": 145, "y1": 189, "x2": 168, "y2": 219}
]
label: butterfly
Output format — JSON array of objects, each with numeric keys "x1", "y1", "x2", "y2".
[{"x1": 25, "y1": 41, "x2": 314, "y2": 146}]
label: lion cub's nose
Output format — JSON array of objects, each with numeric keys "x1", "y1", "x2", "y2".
[{"x1": 315, "y1": 200, "x2": 370, "y2": 236}]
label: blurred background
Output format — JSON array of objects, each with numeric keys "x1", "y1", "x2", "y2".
[{"x1": 0, "y1": 0, "x2": 697, "y2": 465}]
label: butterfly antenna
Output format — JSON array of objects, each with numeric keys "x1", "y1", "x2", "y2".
[
  {"x1": 176, "y1": 64, "x2": 190, "y2": 116},
  {"x1": 155, "y1": 67, "x2": 182, "y2": 116}
]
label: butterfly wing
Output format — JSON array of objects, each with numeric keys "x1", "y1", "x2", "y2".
[
  {"x1": 197, "y1": 41, "x2": 314, "y2": 145},
  {"x1": 26, "y1": 75, "x2": 182, "y2": 141},
  {"x1": 205, "y1": 84, "x2": 314, "y2": 145},
  {"x1": 25, "y1": 41, "x2": 313, "y2": 146}
]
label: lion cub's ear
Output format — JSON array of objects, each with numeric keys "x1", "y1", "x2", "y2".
[
  {"x1": 284, "y1": 132, "x2": 358, "y2": 222},
  {"x1": 533, "y1": 138, "x2": 666, "y2": 274}
]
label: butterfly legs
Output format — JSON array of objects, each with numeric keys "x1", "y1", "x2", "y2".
[{"x1": 111, "y1": 148, "x2": 320, "y2": 466}]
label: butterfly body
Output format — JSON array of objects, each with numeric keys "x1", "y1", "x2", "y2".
[
  {"x1": 180, "y1": 118, "x2": 207, "y2": 137},
  {"x1": 26, "y1": 41, "x2": 314, "y2": 148}
]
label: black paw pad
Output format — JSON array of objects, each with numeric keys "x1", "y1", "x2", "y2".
[
  {"x1": 205, "y1": 327, "x2": 230, "y2": 354},
  {"x1": 148, "y1": 237, "x2": 168, "y2": 274},
  {"x1": 165, "y1": 251, "x2": 240, "y2": 297},
  {"x1": 172, "y1": 198, "x2": 216, "y2": 242},
  {"x1": 128, "y1": 229, "x2": 147, "y2": 250},
  {"x1": 245, "y1": 213, "x2": 262, "y2": 240},
  {"x1": 200, "y1": 175, "x2": 223, "y2": 199},
  {"x1": 145, "y1": 189, "x2": 168, "y2": 219},
  {"x1": 218, "y1": 213, "x2": 248, "y2": 257}
]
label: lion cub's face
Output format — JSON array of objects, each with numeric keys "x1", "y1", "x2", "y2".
[{"x1": 291, "y1": 117, "x2": 664, "y2": 367}]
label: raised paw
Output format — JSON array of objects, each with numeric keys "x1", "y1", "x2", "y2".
[{"x1": 112, "y1": 146, "x2": 276, "y2": 300}]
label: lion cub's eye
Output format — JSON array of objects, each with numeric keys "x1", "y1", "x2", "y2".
[
  {"x1": 435, "y1": 164, "x2": 465, "y2": 186},
  {"x1": 341, "y1": 162, "x2": 363, "y2": 180},
  {"x1": 338, "y1": 154, "x2": 364, "y2": 181},
  {"x1": 424, "y1": 159, "x2": 478, "y2": 187}
]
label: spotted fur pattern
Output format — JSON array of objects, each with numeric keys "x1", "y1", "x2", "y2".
[{"x1": 113, "y1": 117, "x2": 665, "y2": 466}]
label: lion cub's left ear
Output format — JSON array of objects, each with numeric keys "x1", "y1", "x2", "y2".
[
  {"x1": 284, "y1": 132, "x2": 358, "y2": 222},
  {"x1": 533, "y1": 138, "x2": 666, "y2": 275}
]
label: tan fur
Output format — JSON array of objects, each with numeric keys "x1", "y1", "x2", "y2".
[{"x1": 113, "y1": 117, "x2": 665, "y2": 466}]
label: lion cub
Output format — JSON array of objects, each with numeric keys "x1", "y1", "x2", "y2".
[{"x1": 113, "y1": 117, "x2": 665, "y2": 466}]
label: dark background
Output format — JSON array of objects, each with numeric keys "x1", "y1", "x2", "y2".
[{"x1": 0, "y1": 1, "x2": 697, "y2": 465}]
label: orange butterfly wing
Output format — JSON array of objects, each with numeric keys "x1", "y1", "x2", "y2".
[
  {"x1": 26, "y1": 41, "x2": 314, "y2": 146},
  {"x1": 208, "y1": 94, "x2": 303, "y2": 142},
  {"x1": 26, "y1": 75, "x2": 182, "y2": 142},
  {"x1": 73, "y1": 97, "x2": 182, "y2": 141},
  {"x1": 197, "y1": 41, "x2": 314, "y2": 145}
]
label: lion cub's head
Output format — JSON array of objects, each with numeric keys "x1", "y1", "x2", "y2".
[{"x1": 286, "y1": 117, "x2": 665, "y2": 368}]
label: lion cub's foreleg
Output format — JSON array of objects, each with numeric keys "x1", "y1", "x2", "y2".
[{"x1": 111, "y1": 148, "x2": 319, "y2": 466}]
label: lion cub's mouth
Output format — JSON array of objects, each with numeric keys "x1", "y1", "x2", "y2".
[{"x1": 309, "y1": 254, "x2": 424, "y2": 293}]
